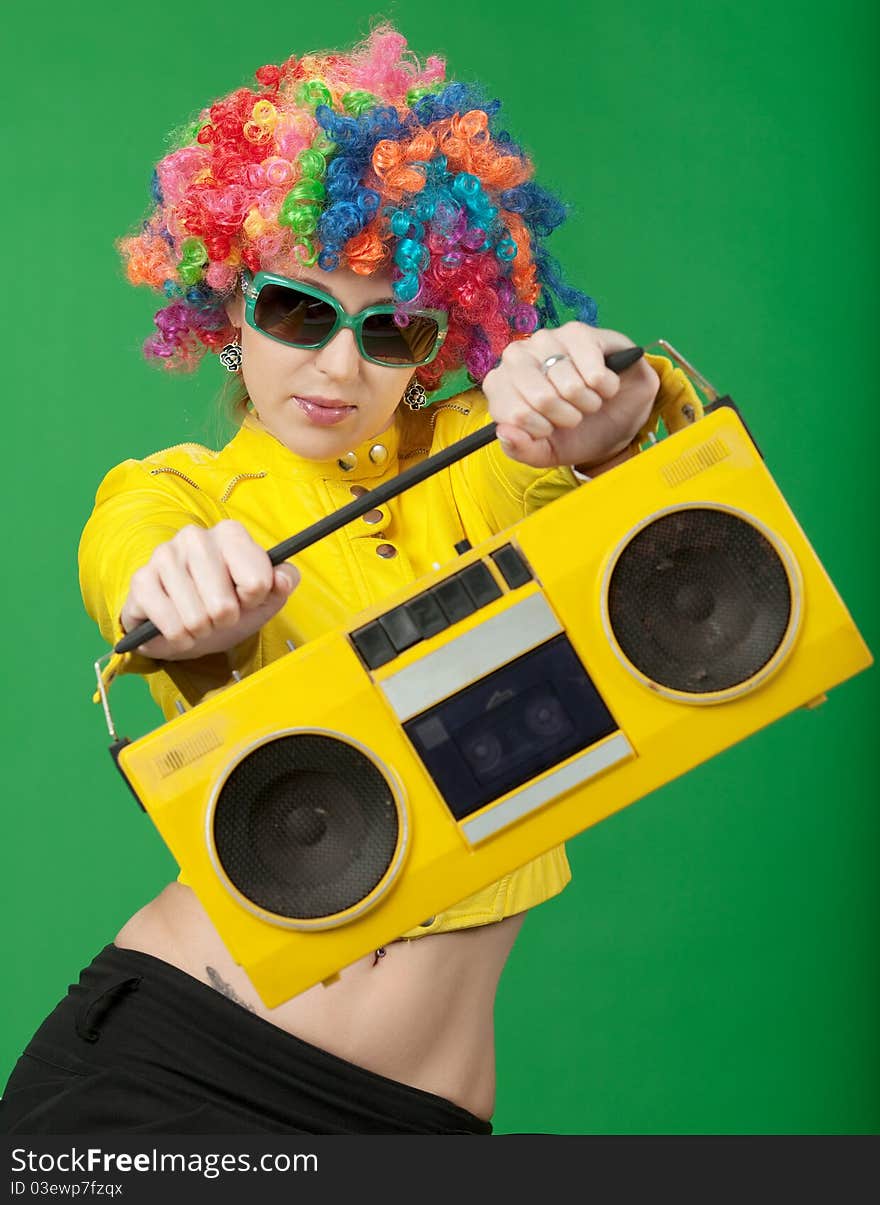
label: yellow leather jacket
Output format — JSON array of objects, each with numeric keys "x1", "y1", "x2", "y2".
[{"x1": 79, "y1": 355, "x2": 697, "y2": 940}]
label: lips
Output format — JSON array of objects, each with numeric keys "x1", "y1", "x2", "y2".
[{"x1": 293, "y1": 395, "x2": 356, "y2": 427}]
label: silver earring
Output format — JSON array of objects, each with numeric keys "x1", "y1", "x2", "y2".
[
  {"x1": 403, "y1": 380, "x2": 429, "y2": 410},
  {"x1": 219, "y1": 338, "x2": 242, "y2": 373}
]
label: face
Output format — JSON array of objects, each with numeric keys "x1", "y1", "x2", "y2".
[{"x1": 225, "y1": 262, "x2": 418, "y2": 461}]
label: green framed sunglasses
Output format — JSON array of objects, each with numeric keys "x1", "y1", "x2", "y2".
[{"x1": 242, "y1": 270, "x2": 448, "y2": 367}]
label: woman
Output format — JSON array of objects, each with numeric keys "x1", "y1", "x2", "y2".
[{"x1": 0, "y1": 24, "x2": 697, "y2": 1135}]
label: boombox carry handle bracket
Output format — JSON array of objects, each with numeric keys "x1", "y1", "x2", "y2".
[
  {"x1": 94, "y1": 652, "x2": 122, "y2": 742},
  {"x1": 646, "y1": 339, "x2": 760, "y2": 456},
  {"x1": 648, "y1": 339, "x2": 721, "y2": 403}
]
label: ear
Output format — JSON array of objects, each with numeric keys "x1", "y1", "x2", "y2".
[{"x1": 224, "y1": 290, "x2": 244, "y2": 329}]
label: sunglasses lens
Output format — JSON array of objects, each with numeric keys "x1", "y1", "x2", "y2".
[
  {"x1": 251, "y1": 279, "x2": 442, "y2": 364},
  {"x1": 361, "y1": 312, "x2": 441, "y2": 364},
  {"x1": 253, "y1": 284, "x2": 337, "y2": 346}
]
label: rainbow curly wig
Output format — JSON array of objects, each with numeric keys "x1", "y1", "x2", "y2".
[{"x1": 118, "y1": 23, "x2": 597, "y2": 392}]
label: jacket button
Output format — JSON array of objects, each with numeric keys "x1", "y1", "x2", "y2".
[
  {"x1": 376, "y1": 543, "x2": 397, "y2": 558},
  {"x1": 337, "y1": 451, "x2": 358, "y2": 472},
  {"x1": 363, "y1": 508, "x2": 384, "y2": 525},
  {"x1": 349, "y1": 485, "x2": 368, "y2": 498},
  {"x1": 369, "y1": 443, "x2": 388, "y2": 466}
]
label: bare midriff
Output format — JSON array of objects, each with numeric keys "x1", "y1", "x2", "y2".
[{"x1": 113, "y1": 882, "x2": 526, "y2": 1122}]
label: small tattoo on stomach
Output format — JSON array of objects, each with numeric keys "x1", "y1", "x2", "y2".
[{"x1": 206, "y1": 965, "x2": 256, "y2": 1012}]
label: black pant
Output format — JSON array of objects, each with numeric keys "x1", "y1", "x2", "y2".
[{"x1": 0, "y1": 944, "x2": 492, "y2": 1135}]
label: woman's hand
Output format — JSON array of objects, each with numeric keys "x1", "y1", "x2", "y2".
[
  {"x1": 120, "y1": 520, "x2": 299, "y2": 660},
  {"x1": 481, "y1": 323, "x2": 660, "y2": 471}
]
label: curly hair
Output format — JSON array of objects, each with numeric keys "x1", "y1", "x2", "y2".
[{"x1": 118, "y1": 22, "x2": 597, "y2": 394}]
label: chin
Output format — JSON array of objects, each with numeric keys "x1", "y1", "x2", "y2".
[{"x1": 278, "y1": 417, "x2": 362, "y2": 461}]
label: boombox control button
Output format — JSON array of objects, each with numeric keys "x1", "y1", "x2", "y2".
[
  {"x1": 491, "y1": 544, "x2": 533, "y2": 589},
  {"x1": 404, "y1": 591, "x2": 448, "y2": 639},
  {"x1": 376, "y1": 543, "x2": 398, "y2": 558},
  {"x1": 458, "y1": 562, "x2": 503, "y2": 607},
  {"x1": 351, "y1": 621, "x2": 397, "y2": 669},
  {"x1": 431, "y1": 576, "x2": 476, "y2": 623},
  {"x1": 378, "y1": 605, "x2": 422, "y2": 653}
]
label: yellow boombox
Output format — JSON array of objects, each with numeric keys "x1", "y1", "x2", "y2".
[{"x1": 95, "y1": 345, "x2": 872, "y2": 1007}]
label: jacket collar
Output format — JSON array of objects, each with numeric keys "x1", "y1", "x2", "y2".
[{"x1": 224, "y1": 409, "x2": 407, "y2": 484}]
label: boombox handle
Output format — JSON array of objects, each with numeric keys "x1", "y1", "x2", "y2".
[{"x1": 94, "y1": 339, "x2": 730, "y2": 739}]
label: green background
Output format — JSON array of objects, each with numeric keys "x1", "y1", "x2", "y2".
[{"x1": 2, "y1": 0, "x2": 877, "y2": 1135}]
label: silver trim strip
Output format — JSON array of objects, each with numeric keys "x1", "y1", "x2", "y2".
[
  {"x1": 380, "y1": 593, "x2": 561, "y2": 720},
  {"x1": 461, "y1": 732, "x2": 634, "y2": 844}
]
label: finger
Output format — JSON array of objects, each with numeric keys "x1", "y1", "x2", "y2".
[
  {"x1": 181, "y1": 532, "x2": 242, "y2": 630},
  {"x1": 525, "y1": 343, "x2": 608, "y2": 423},
  {"x1": 230, "y1": 564, "x2": 299, "y2": 631},
  {"x1": 495, "y1": 421, "x2": 557, "y2": 469},
  {"x1": 126, "y1": 571, "x2": 194, "y2": 655},
  {"x1": 492, "y1": 374, "x2": 556, "y2": 440},
  {"x1": 504, "y1": 342, "x2": 589, "y2": 429},
  {"x1": 153, "y1": 546, "x2": 212, "y2": 640},
  {"x1": 274, "y1": 563, "x2": 300, "y2": 595},
  {"x1": 556, "y1": 324, "x2": 636, "y2": 396},
  {"x1": 213, "y1": 523, "x2": 275, "y2": 609}
]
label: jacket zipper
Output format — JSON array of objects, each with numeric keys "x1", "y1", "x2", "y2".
[
  {"x1": 149, "y1": 467, "x2": 201, "y2": 489},
  {"x1": 146, "y1": 466, "x2": 268, "y2": 501},
  {"x1": 220, "y1": 471, "x2": 268, "y2": 503},
  {"x1": 430, "y1": 403, "x2": 471, "y2": 426}
]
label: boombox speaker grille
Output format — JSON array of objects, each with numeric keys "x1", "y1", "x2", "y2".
[
  {"x1": 212, "y1": 734, "x2": 400, "y2": 921},
  {"x1": 607, "y1": 507, "x2": 793, "y2": 695}
]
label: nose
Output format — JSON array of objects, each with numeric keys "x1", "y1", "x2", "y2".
[{"x1": 313, "y1": 326, "x2": 361, "y2": 380}]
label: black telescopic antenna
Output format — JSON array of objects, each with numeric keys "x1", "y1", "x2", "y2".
[{"x1": 114, "y1": 346, "x2": 644, "y2": 655}]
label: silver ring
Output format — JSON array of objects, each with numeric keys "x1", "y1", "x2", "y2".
[{"x1": 540, "y1": 353, "x2": 570, "y2": 375}]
